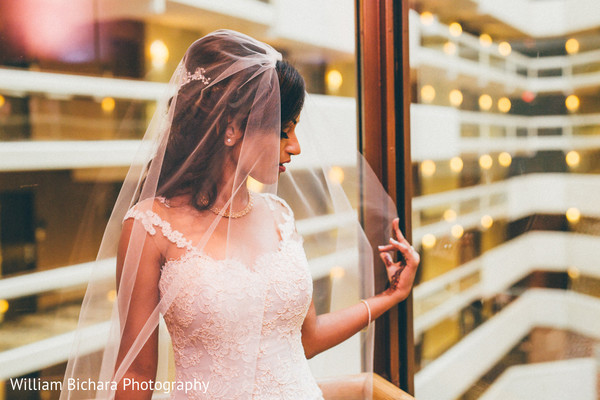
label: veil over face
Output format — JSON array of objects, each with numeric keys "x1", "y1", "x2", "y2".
[{"x1": 61, "y1": 29, "x2": 398, "y2": 400}]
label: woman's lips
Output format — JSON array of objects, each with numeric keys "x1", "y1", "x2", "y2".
[{"x1": 279, "y1": 164, "x2": 286, "y2": 173}]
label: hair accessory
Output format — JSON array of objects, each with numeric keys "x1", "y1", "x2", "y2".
[
  {"x1": 182, "y1": 67, "x2": 211, "y2": 86},
  {"x1": 361, "y1": 299, "x2": 372, "y2": 330}
]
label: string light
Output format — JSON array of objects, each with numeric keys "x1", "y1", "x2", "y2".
[
  {"x1": 421, "y1": 85, "x2": 436, "y2": 103},
  {"x1": 498, "y1": 97, "x2": 511, "y2": 113},
  {"x1": 498, "y1": 41, "x2": 512, "y2": 56},
  {"x1": 443, "y1": 209, "x2": 457, "y2": 222},
  {"x1": 566, "y1": 207, "x2": 581, "y2": 223},
  {"x1": 478, "y1": 94, "x2": 492, "y2": 111},
  {"x1": 565, "y1": 38, "x2": 580, "y2": 55},
  {"x1": 565, "y1": 95, "x2": 580, "y2": 112},
  {"x1": 422, "y1": 234, "x2": 436, "y2": 249},
  {"x1": 449, "y1": 22, "x2": 462, "y2": 37},
  {"x1": 326, "y1": 70, "x2": 343, "y2": 93},
  {"x1": 449, "y1": 89, "x2": 463, "y2": 107},
  {"x1": 101, "y1": 97, "x2": 115, "y2": 113},
  {"x1": 443, "y1": 42, "x2": 457, "y2": 55},
  {"x1": 479, "y1": 34, "x2": 492, "y2": 47},
  {"x1": 565, "y1": 150, "x2": 580, "y2": 167},
  {"x1": 421, "y1": 160, "x2": 436, "y2": 177},
  {"x1": 451, "y1": 224, "x2": 464, "y2": 239},
  {"x1": 481, "y1": 215, "x2": 494, "y2": 229},
  {"x1": 0, "y1": 94, "x2": 5, "y2": 109},
  {"x1": 479, "y1": 154, "x2": 493, "y2": 170},
  {"x1": 450, "y1": 156, "x2": 463, "y2": 172},
  {"x1": 420, "y1": 11, "x2": 434, "y2": 26},
  {"x1": 498, "y1": 152, "x2": 512, "y2": 167},
  {"x1": 150, "y1": 39, "x2": 169, "y2": 68},
  {"x1": 328, "y1": 166, "x2": 345, "y2": 184}
]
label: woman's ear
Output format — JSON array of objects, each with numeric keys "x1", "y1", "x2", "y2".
[
  {"x1": 224, "y1": 120, "x2": 243, "y2": 146},
  {"x1": 224, "y1": 125, "x2": 236, "y2": 146}
]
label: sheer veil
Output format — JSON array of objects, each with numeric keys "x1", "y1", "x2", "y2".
[{"x1": 59, "y1": 29, "x2": 398, "y2": 399}]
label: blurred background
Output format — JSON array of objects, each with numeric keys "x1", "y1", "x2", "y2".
[{"x1": 0, "y1": 0, "x2": 599, "y2": 399}]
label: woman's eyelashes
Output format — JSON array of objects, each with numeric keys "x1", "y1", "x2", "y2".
[{"x1": 280, "y1": 130, "x2": 289, "y2": 139}]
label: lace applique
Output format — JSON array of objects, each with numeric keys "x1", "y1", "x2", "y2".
[
  {"x1": 123, "y1": 206, "x2": 193, "y2": 250},
  {"x1": 147, "y1": 193, "x2": 322, "y2": 400}
]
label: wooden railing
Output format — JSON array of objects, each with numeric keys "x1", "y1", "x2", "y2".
[{"x1": 318, "y1": 373, "x2": 415, "y2": 400}]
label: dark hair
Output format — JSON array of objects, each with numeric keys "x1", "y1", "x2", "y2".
[
  {"x1": 277, "y1": 60, "x2": 305, "y2": 127},
  {"x1": 154, "y1": 34, "x2": 305, "y2": 211}
]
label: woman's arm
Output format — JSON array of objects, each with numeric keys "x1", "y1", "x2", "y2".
[
  {"x1": 114, "y1": 218, "x2": 162, "y2": 399},
  {"x1": 301, "y1": 218, "x2": 419, "y2": 359}
]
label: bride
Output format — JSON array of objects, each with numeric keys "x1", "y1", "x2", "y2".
[{"x1": 60, "y1": 30, "x2": 419, "y2": 400}]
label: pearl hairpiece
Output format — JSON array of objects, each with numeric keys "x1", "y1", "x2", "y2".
[{"x1": 182, "y1": 67, "x2": 211, "y2": 86}]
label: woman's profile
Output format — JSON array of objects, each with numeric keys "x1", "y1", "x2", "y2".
[{"x1": 60, "y1": 29, "x2": 419, "y2": 400}]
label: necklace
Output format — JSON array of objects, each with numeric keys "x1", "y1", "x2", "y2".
[{"x1": 209, "y1": 192, "x2": 253, "y2": 218}]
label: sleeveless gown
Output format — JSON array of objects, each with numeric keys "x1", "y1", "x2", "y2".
[{"x1": 124, "y1": 193, "x2": 324, "y2": 400}]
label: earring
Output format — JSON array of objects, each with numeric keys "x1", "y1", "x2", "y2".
[{"x1": 226, "y1": 138, "x2": 232, "y2": 144}]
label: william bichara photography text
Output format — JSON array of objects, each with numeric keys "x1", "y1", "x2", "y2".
[{"x1": 9, "y1": 377, "x2": 210, "y2": 393}]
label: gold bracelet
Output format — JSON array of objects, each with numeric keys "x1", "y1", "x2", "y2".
[{"x1": 361, "y1": 299, "x2": 372, "y2": 330}]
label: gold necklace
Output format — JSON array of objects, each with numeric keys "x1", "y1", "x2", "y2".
[{"x1": 209, "y1": 192, "x2": 253, "y2": 218}]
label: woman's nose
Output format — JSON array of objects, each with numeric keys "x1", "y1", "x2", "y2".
[{"x1": 287, "y1": 135, "x2": 301, "y2": 156}]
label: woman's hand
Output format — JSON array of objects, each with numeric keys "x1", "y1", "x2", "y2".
[{"x1": 378, "y1": 218, "x2": 420, "y2": 302}]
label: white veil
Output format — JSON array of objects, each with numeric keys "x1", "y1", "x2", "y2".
[{"x1": 59, "y1": 29, "x2": 398, "y2": 400}]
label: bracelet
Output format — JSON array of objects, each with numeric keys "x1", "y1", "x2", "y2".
[{"x1": 361, "y1": 299, "x2": 372, "y2": 330}]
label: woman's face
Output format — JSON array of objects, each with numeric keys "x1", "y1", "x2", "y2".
[{"x1": 278, "y1": 119, "x2": 301, "y2": 174}]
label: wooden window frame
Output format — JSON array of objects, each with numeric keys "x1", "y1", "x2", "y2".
[{"x1": 355, "y1": 0, "x2": 414, "y2": 394}]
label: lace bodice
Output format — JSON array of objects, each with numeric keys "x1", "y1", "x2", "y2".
[{"x1": 124, "y1": 193, "x2": 323, "y2": 400}]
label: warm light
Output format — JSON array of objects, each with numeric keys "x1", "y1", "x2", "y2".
[
  {"x1": 481, "y1": 215, "x2": 494, "y2": 229},
  {"x1": 479, "y1": 34, "x2": 492, "y2": 47},
  {"x1": 443, "y1": 41, "x2": 457, "y2": 55},
  {"x1": 521, "y1": 91, "x2": 536, "y2": 103},
  {"x1": 107, "y1": 289, "x2": 117, "y2": 302},
  {"x1": 329, "y1": 266, "x2": 346, "y2": 279},
  {"x1": 498, "y1": 97, "x2": 511, "y2": 113},
  {"x1": 420, "y1": 11, "x2": 434, "y2": 26},
  {"x1": 328, "y1": 166, "x2": 345, "y2": 184},
  {"x1": 101, "y1": 97, "x2": 115, "y2": 113},
  {"x1": 479, "y1": 154, "x2": 493, "y2": 170},
  {"x1": 326, "y1": 70, "x2": 343, "y2": 93},
  {"x1": 450, "y1": 156, "x2": 463, "y2": 172},
  {"x1": 421, "y1": 85, "x2": 436, "y2": 103},
  {"x1": 0, "y1": 94, "x2": 5, "y2": 109},
  {"x1": 443, "y1": 209, "x2": 457, "y2": 222},
  {"x1": 567, "y1": 266, "x2": 580, "y2": 279},
  {"x1": 0, "y1": 299, "x2": 8, "y2": 314},
  {"x1": 498, "y1": 152, "x2": 512, "y2": 167},
  {"x1": 498, "y1": 41, "x2": 512, "y2": 56},
  {"x1": 566, "y1": 207, "x2": 581, "y2": 223},
  {"x1": 449, "y1": 89, "x2": 463, "y2": 107},
  {"x1": 150, "y1": 39, "x2": 169, "y2": 68},
  {"x1": 449, "y1": 22, "x2": 463, "y2": 37},
  {"x1": 420, "y1": 160, "x2": 436, "y2": 177},
  {"x1": 422, "y1": 234, "x2": 436, "y2": 249},
  {"x1": 478, "y1": 94, "x2": 492, "y2": 111},
  {"x1": 451, "y1": 224, "x2": 464, "y2": 239},
  {"x1": 565, "y1": 94, "x2": 580, "y2": 112},
  {"x1": 247, "y1": 176, "x2": 265, "y2": 192},
  {"x1": 565, "y1": 38, "x2": 580, "y2": 55},
  {"x1": 565, "y1": 150, "x2": 581, "y2": 167}
]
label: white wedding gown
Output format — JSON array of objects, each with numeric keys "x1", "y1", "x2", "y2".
[{"x1": 124, "y1": 193, "x2": 324, "y2": 400}]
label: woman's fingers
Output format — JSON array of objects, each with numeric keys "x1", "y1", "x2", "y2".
[
  {"x1": 379, "y1": 251, "x2": 394, "y2": 267},
  {"x1": 392, "y1": 218, "x2": 410, "y2": 247}
]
